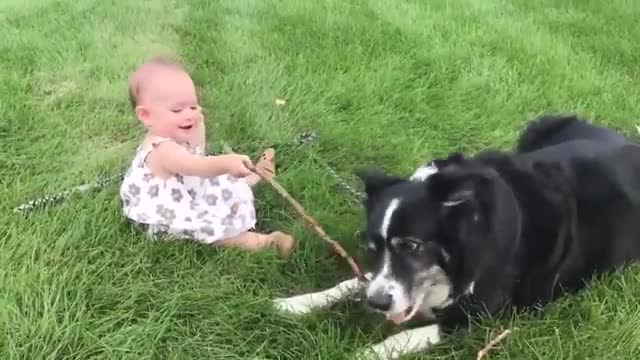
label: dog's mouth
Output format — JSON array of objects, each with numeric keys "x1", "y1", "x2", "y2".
[
  {"x1": 385, "y1": 287, "x2": 430, "y2": 324},
  {"x1": 386, "y1": 305, "x2": 415, "y2": 324}
]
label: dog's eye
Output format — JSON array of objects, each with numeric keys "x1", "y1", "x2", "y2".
[
  {"x1": 395, "y1": 239, "x2": 422, "y2": 253},
  {"x1": 390, "y1": 237, "x2": 423, "y2": 253},
  {"x1": 404, "y1": 241, "x2": 422, "y2": 252},
  {"x1": 366, "y1": 241, "x2": 377, "y2": 251}
]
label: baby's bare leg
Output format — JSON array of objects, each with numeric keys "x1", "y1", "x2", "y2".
[
  {"x1": 214, "y1": 231, "x2": 295, "y2": 257},
  {"x1": 214, "y1": 231, "x2": 268, "y2": 250}
]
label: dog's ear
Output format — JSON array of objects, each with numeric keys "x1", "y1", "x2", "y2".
[
  {"x1": 355, "y1": 168, "x2": 405, "y2": 198},
  {"x1": 432, "y1": 152, "x2": 466, "y2": 169},
  {"x1": 426, "y1": 167, "x2": 491, "y2": 208},
  {"x1": 443, "y1": 184, "x2": 476, "y2": 207}
]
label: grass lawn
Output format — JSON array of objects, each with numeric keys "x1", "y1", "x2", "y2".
[{"x1": 2, "y1": 0, "x2": 640, "y2": 358}]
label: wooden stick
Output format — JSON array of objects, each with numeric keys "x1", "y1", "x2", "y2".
[
  {"x1": 476, "y1": 328, "x2": 513, "y2": 360},
  {"x1": 252, "y1": 166, "x2": 366, "y2": 281},
  {"x1": 222, "y1": 144, "x2": 367, "y2": 281}
]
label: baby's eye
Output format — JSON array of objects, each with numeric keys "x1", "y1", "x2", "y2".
[{"x1": 171, "y1": 108, "x2": 183, "y2": 113}]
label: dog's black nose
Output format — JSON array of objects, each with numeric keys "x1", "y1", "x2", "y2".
[{"x1": 367, "y1": 291, "x2": 392, "y2": 311}]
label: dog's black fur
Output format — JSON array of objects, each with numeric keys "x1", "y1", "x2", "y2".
[{"x1": 359, "y1": 114, "x2": 640, "y2": 334}]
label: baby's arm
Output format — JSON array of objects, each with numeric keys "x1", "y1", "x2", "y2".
[
  {"x1": 147, "y1": 141, "x2": 252, "y2": 178},
  {"x1": 190, "y1": 119, "x2": 206, "y2": 153}
]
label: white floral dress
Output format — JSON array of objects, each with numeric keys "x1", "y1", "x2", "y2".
[{"x1": 119, "y1": 137, "x2": 256, "y2": 244}]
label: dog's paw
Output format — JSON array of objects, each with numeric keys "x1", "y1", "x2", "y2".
[{"x1": 272, "y1": 295, "x2": 315, "y2": 315}]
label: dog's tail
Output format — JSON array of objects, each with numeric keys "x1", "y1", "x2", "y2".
[{"x1": 515, "y1": 114, "x2": 580, "y2": 153}]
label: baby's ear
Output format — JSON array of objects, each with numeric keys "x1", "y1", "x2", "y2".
[{"x1": 135, "y1": 105, "x2": 152, "y2": 127}]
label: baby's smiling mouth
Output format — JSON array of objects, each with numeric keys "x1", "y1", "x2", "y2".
[{"x1": 178, "y1": 125, "x2": 193, "y2": 130}]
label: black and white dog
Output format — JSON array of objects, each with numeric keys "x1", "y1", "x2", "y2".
[{"x1": 272, "y1": 114, "x2": 640, "y2": 359}]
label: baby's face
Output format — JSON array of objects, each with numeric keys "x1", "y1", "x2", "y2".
[{"x1": 138, "y1": 70, "x2": 204, "y2": 143}]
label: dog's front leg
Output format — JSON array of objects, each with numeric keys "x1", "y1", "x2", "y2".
[
  {"x1": 273, "y1": 273, "x2": 371, "y2": 315},
  {"x1": 354, "y1": 324, "x2": 441, "y2": 360}
]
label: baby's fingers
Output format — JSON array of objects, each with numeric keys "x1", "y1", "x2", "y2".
[
  {"x1": 239, "y1": 168, "x2": 253, "y2": 177},
  {"x1": 241, "y1": 156, "x2": 255, "y2": 170}
]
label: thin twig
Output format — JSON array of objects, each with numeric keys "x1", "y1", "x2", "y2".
[
  {"x1": 476, "y1": 328, "x2": 513, "y2": 360},
  {"x1": 223, "y1": 143, "x2": 367, "y2": 281},
  {"x1": 253, "y1": 166, "x2": 366, "y2": 281}
]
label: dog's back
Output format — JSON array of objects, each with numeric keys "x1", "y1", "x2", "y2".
[
  {"x1": 510, "y1": 115, "x2": 640, "y2": 296},
  {"x1": 515, "y1": 114, "x2": 630, "y2": 170},
  {"x1": 516, "y1": 114, "x2": 627, "y2": 153},
  {"x1": 552, "y1": 142, "x2": 640, "y2": 291}
]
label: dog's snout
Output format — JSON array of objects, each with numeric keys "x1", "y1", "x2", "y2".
[{"x1": 367, "y1": 289, "x2": 393, "y2": 311}]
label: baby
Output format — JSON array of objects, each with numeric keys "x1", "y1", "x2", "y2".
[{"x1": 119, "y1": 56, "x2": 295, "y2": 257}]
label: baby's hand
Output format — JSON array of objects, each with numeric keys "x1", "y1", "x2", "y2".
[
  {"x1": 221, "y1": 154, "x2": 254, "y2": 178},
  {"x1": 148, "y1": 140, "x2": 256, "y2": 179}
]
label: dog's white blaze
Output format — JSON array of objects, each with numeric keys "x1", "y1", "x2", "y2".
[
  {"x1": 410, "y1": 163, "x2": 438, "y2": 182},
  {"x1": 273, "y1": 274, "x2": 371, "y2": 315},
  {"x1": 367, "y1": 248, "x2": 393, "y2": 298},
  {"x1": 368, "y1": 198, "x2": 404, "y2": 315},
  {"x1": 370, "y1": 200, "x2": 448, "y2": 320},
  {"x1": 355, "y1": 324, "x2": 441, "y2": 360},
  {"x1": 366, "y1": 247, "x2": 413, "y2": 317},
  {"x1": 380, "y1": 198, "x2": 400, "y2": 239},
  {"x1": 370, "y1": 197, "x2": 404, "y2": 315}
]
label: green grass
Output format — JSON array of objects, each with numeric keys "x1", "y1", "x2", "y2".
[{"x1": 2, "y1": 0, "x2": 640, "y2": 358}]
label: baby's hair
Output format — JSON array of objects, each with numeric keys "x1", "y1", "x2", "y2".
[{"x1": 128, "y1": 55, "x2": 187, "y2": 109}]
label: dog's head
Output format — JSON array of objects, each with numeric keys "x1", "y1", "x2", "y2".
[{"x1": 356, "y1": 155, "x2": 521, "y2": 324}]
